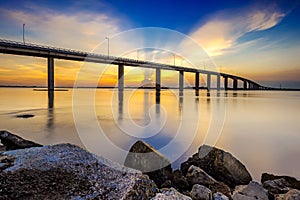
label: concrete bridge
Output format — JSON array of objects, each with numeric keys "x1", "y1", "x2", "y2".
[{"x1": 0, "y1": 39, "x2": 266, "y2": 94}]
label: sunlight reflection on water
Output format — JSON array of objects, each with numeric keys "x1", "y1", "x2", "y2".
[{"x1": 0, "y1": 88, "x2": 299, "y2": 180}]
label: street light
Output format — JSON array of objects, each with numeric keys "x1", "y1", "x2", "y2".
[
  {"x1": 105, "y1": 36, "x2": 109, "y2": 57},
  {"x1": 23, "y1": 24, "x2": 25, "y2": 44}
]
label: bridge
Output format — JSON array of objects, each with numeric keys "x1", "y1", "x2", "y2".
[{"x1": 0, "y1": 39, "x2": 266, "y2": 95}]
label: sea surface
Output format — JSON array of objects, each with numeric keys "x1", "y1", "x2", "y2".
[{"x1": 0, "y1": 87, "x2": 299, "y2": 181}]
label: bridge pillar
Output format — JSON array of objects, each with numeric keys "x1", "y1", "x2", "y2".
[
  {"x1": 249, "y1": 83, "x2": 253, "y2": 89},
  {"x1": 216, "y1": 75, "x2": 220, "y2": 90},
  {"x1": 233, "y1": 78, "x2": 238, "y2": 90},
  {"x1": 118, "y1": 64, "x2": 124, "y2": 90},
  {"x1": 195, "y1": 72, "x2": 199, "y2": 96},
  {"x1": 48, "y1": 57, "x2": 54, "y2": 91},
  {"x1": 156, "y1": 68, "x2": 161, "y2": 95},
  {"x1": 224, "y1": 76, "x2": 228, "y2": 90},
  {"x1": 253, "y1": 84, "x2": 259, "y2": 90},
  {"x1": 243, "y1": 81, "x2": 247, "y2": 89},
  {"x1": 207, "y1": 74, "x2": 211, "y2": 90},
  {"x1": 179, "y1": 70, "x2": 184, "y2": 95}
]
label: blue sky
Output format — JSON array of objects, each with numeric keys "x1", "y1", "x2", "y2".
[{"x1": 0, "y1": 0, "x2": 300, "y2": 88}]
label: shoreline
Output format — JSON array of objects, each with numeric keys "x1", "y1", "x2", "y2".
[{"x1": 1, "y1": 130, "x2": 299, "y2": 199}]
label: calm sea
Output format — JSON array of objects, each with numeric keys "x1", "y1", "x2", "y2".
[{"x1": 0, "y1": 88, "x2": 299, "y2": 181}]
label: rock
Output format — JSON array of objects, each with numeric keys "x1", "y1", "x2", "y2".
[
  {"x1": 16, "y1": 114, "x2": 34, "y2": 118},
  {"x1": 0, "y1": 143, "x2": 158, "y2": 199},
  {"x1": 186, "y1": 165, "x2": 231, "y2": 198},
  {"x1": 181, "y1": 145, "x2": 252, "y2": 188},
  {"x1": 190, "y1": 184, "x2": 212, "y2": 200},
  {"x1": 261, "y1": 173, "x2": 300, "y2": 190},
  {"x1": 213, "y1": 192, "x2": 229, "y2": 200},
  {"x1": 275, "y1": 189, "x2": 300, "y2": 200},
  {"x1": 232, "y1": 181, "x2": 268, "y2": 200},
  {"x1": 124, "y1": 140, "x2": 172, "y2": 187},
  {"x1": 187, "y1": 165, "x2": 216, "y2": 186},
  {"x1": 161, "y1": 180, "x2": 172, "y2": 188},
  {"x1": 263, "y1": 178, "x2": 293, "y2": 196},
  {"x1": 0, "y1": 130, "x2": 42, "y2": 150},
  {"x1": 151, "y1": 187, "x2": 192, "y2": 200},
  {"x1": 171, "y1": 170, "x2": 190, "y2": 192},
  {"x1": 0, "y1": 144, "x2": 5, "y2": 152}
]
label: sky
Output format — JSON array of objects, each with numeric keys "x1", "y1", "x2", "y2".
[{"x1": 0, "y1": 0, "x2": 300, "y2": 88}]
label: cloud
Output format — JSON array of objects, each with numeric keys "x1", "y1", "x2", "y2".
[
  {"x1": 189, "y1": 6, "x2": 285, "y2": 57},
  {"x1": 0, "y1": 6, "x2": 124, "y2": 51}
]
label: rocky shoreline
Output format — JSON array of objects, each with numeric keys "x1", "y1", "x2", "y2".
[{"x1": 0, "y1": 130, "x2": 299, "y2": 200}]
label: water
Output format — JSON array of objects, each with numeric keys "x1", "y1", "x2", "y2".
[{"x1": 0, "y1": 88, "x2": 299, "y2": 181}]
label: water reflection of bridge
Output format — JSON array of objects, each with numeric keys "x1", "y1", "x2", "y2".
[{"x1": 0, "y1": 39, "x2": 267, "y2": 108}]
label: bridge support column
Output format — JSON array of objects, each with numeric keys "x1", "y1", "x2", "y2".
[
  {"x1": 156, "y1": 68, "x2": 161, "y2": 96},
  {"x1": 195, "y1": 72, "x2": 199, "y2": 96},
  {"x1": 224, "y1": 76, "x2": 228, "y2": 90},
  {"x1": 233, "y1": 78, "x2": 238, "y2": 90},
  {"x1": 179, "y1": 70, "x2": 184, "y2": 96},
  {"x1": 243, "y1": 81, "x2": 247, "y2": 89},
  {"x1": 249, "y1": 83, "x2": 253, "y2": 89},
  {"x1": 48, "y1": 57, "x2": 54, "y2": 91},
  {"x1": 207, "y1": 74, "x2": 211, "y2": 90},
  {"x1": 217, "y1": 75, "x2": 220, "y2": 90},
  {"x1": 118, "y1": 64, "x2": 124, "y2": 90}
]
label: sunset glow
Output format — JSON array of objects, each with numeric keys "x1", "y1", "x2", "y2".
[{"x1": 0, "y1": 1, "x2": 300, "y2": 88}]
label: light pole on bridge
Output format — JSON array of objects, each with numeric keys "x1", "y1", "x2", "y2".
[
  {"x1": 105, "y1": 36, "x2": 109, "y2": 57},
  {"x1": 22, "y1": 24, "x2": 25, "y2": 44}
]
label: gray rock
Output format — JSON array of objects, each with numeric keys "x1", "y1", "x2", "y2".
[
  {"x1": 275, "y1": 189, "x2": 300, "y2": 200},
  {"x1": 187, "y1": 165, "x2": 216, "y2": 186},
  {"x1": 151, "y1": 187, "x2": 192, "y2": 200},
  {"x1": 232, "y1": 181, "x2": 268, "y2": 200},
  {"x1": 181, "y1": 145, "x2": 252, "y2": 188},
  {"x1": 124, "y1": 140, "x2": 172, "y2": 187},
  {"x1": 263, "y1": 178, "x2": 293, "y2": 195},
  {"x1": 213, "y1": 192, "x2": 229, "y2": 200},
  {"x1": 186, "y1": 165, "x2": 231, "y2": 198},
  {"x1": 261, "y1": 173, "x2": 300, "y2": 190},
  {"x1": 190, "y1": 184, "x2": 212, "y2": 200},
  {"x1": 0, "y1": 143, "x2": 158, "y2": 199},
  {"x1": 0, "y1": 130, "x2": 42, "y2": 150}
]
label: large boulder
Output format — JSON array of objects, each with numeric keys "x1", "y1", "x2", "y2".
[
  {"x1": 151, "y1": 187, "x2": 192, "y2": 200},
  {"x1": 232, "y1": 181, "x2": 268, "y2": 200},
  {"x1": 186, "y1": 165, "x2": 231, "y2": 198},
  {"x1": 0, "y1": 143, "x2": 158, "y2": 199},
  {"x1": 261, "y1": 173, "x2": 300, "y2": 199},
  {"x1": 181, "y1": 145, "x2": 252, "y2": 188},
  {"x1": 190, "y1": 184, "x2": 212, "y2": 200},
  {"x1": 124, "y1": 140, "x2": 172, "y2": 187},
  {"x1": 261, "y1": 173, "x2": 300, "y2": 190},
  {"x1": 263, "y1": 178, "x2": 293, "y2": 196},
  {"x1": 0, "y1": 130, "x2": 42, "y2": 150}
]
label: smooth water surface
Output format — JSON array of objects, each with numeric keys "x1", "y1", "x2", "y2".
[{"x1": 0, "y1": 88, "x2": 299, "y2": 180}]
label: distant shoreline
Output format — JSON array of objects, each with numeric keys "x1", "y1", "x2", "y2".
[{"x1": 0, "y1": 85, "x2": 300, "y2": 91}]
